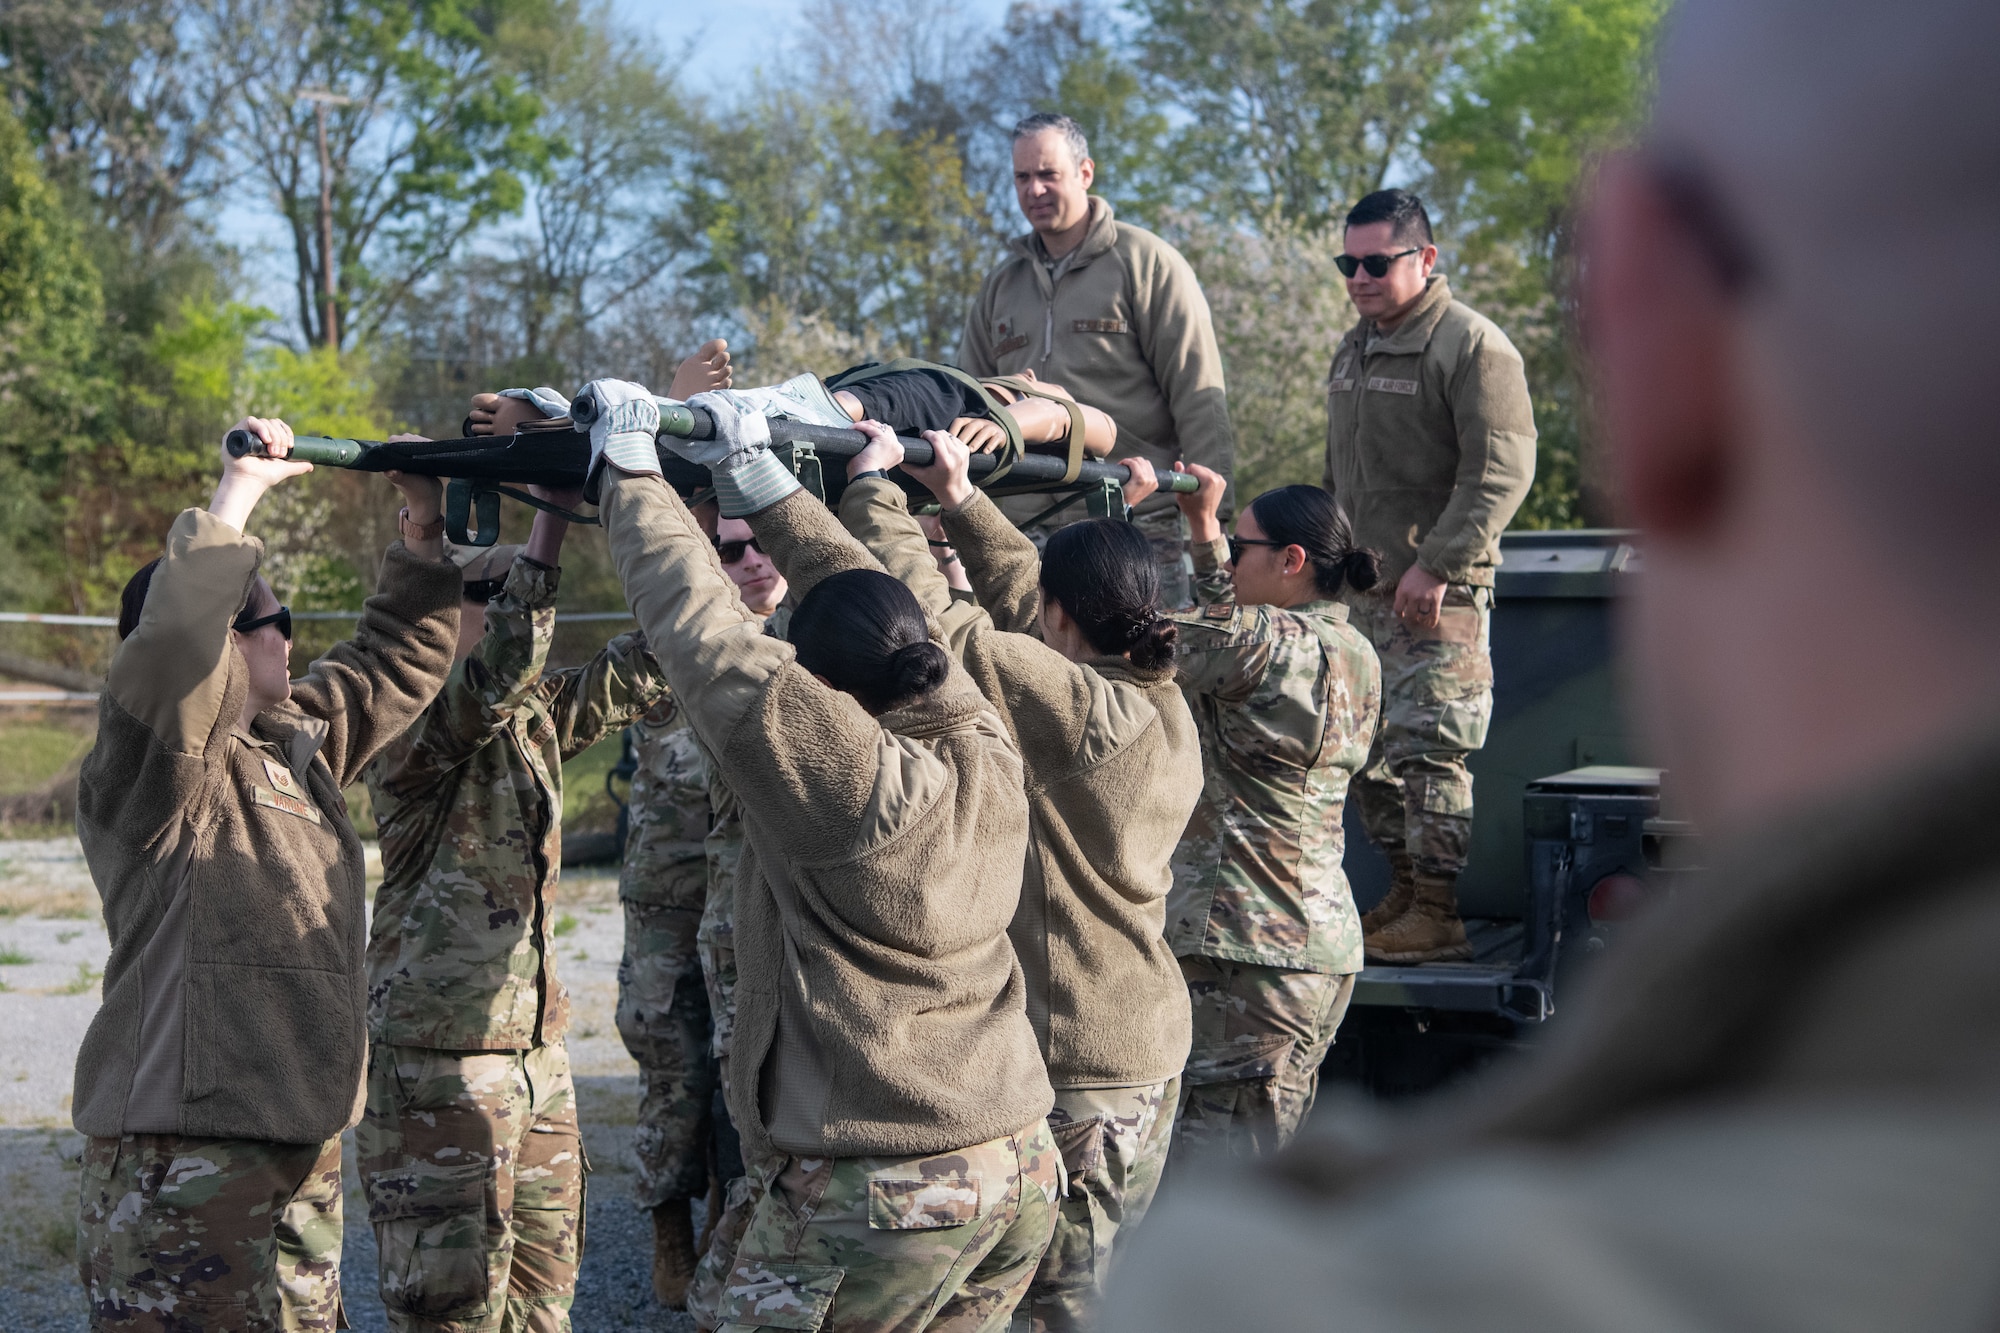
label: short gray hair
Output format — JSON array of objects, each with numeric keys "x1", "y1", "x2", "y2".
[{"x1": 1012, "y1": 113, "x2": 1090, "y2": 167}]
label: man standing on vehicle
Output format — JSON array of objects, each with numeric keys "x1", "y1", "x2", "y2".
[
  {"x1": 959, "y1": 112, "x2": 1235, "y2": 608},
  {"x1": 1324, "y1": 189, "x2": 1536, "y2": 965}
]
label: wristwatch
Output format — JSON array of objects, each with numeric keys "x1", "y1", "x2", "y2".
[
  {"x1": 400, "y1": 506, "x2": 446, "y2": 543},
  {"x1": 848, "y1": 468, "x2": 892, "y2": 484}
]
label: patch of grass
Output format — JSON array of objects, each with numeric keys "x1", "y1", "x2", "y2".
[
  {"x1": 0, "y1": 719, "x2": 96, "y2": 796},
  {"x1": 571, "y1": 950, "x2": 588, "y2": 962},
  {"x1": 344, "y1": 781, "x2": 377, "y2": 841},
  {"x1": 58, "y1": 962, "x2": 100, "y2": 995},
  {"x1": 56, "y1": 929, "x2": 79, "y2": 944},
  {"x1": 553, "y1": 913, "x2": 578, "y2": 938},
  {"x1": 560, "y1": 732, "x2": 627, "y2": 835},
  {"x1": 39, "y1": 1213, "x2": 75, "y2": 1261},
  {"x1": 0, "y1": 945, "x2": 32, "y2": 965}
]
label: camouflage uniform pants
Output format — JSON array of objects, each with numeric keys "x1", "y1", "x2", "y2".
[
  {"x1": 616, "y1": 899, "x2": 717, "y2": 1206},
  {"x1": 708, "y1": 1120, "x2": 1061, "y2": 1333},
  {"x1": 358, "y1": 1042, "x2": 587, "y2": 1332},
  {"x1": 1013, "y1": 1080, "x2": 1178, "y2": 1333},
  {"x1": 1172, "y1": 957, "x2": 1357, "y2": 1160},
  {"x1": 1346, "y1": 586, "x2": 1495, "y2": 880},
  {"x1": 1018, "y1": 507, "x2": 1192, "y2": 611},
  {"x1": 78, "y1": 1131, "x2": 344, "y2": 1331}
]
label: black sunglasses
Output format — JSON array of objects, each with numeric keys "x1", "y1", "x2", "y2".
[
  {"x1": 1227, "y1": 536, "x2": 1287, "y2": 564},
  {"x1": 714, "y1": 536, "x2": 765, "y2": 565},
  {"x1": 462, "y1": 577, "x2": 508, "y2": 604},
  {"x1": 233, "y1": 605, "x2": 292, "y2": 640},
  {"x1": 1334, "y1": 247, "x2": 1422, "y2": 279}
]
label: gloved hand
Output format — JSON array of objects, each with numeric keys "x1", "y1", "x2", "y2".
[
  {"x1": 572, "y1": 378, "x2": 662, "y2": 482},
  {"x1": 678, "y1": 391, "x2": 802, "y2": 517},
  {"x1": 499, "y1": 385, "x2": 572, "y2": 419}
]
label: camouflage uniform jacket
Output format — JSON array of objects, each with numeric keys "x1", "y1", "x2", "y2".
[
  {"x1": 624, "y1": 606, "x2": 790, "y2": 917},
  {"x1": 366, "y1": 556, "x2": 668, "y2": 1050},
  {"x1": 619, "y1": 700, "x2": 712, "y2": 911},
  {"x1": 1167, "y1": 537, "x2": 1381, "y2": 974}
]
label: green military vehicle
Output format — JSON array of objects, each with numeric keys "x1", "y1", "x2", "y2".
[{"x1": 1324, "y1": 529, "x2": 1702, "y2": 1096}]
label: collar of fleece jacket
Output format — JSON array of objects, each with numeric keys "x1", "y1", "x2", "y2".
[{"x1": 873, "y1": 670, "x2": 1006, "y2": 742}]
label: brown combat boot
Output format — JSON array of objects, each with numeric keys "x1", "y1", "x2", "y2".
[
  {"x1": 651, "y1": 1199, "x2": 699, "y2": 1308},
  {"x1": 1364, "y1": 873, "x2": 1473, "y2": 964},
  {"x1": 1359, "y1": 851, "x2": 1417, "y2": 935}
]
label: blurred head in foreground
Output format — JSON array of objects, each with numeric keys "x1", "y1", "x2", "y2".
[
  {"x1": 1589, "y1": 0, "x2": 2000, "y2": 832},
  {"x1": 1104, "y1": 2, "x2": 2000, "y2": 1328}
]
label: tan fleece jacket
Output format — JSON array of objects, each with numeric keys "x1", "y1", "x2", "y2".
[
  {"x1": 959, "y1": 196, "x2": 1236, "y2": 517},
  {"x1": 1322, "y1": 275, "x2": 1537, "y2": 588},
  {"x1": 598, "y1": 473, "x2": 1051, "y2": 1162},
  {"x1": 843, "y1": 480, "x2": 1201, "y2": 1089},
  {"x1": 73, "y1": 508, "x2": 460, "y2": 1143}
]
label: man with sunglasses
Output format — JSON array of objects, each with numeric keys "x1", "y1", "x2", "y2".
[
  {"x1": 358, "y1": 453, "x2": 669, "y2": 1332},
  {"x1": 616, "y1": 501, "x2": 790, "y2": 1314},
  {"x1": 1322, "y1": 188, "x2": 1537, "y2": 965}
]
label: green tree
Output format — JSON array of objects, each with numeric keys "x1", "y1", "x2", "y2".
[
  {"x1": 1423, "y1": 0, "x2": 1669, "y2": 525},
  {"x1": 0, "y1": 102, "x2": 115, "y2": 613},
  {"x1": 202, "y1": 0, "x2": 566, "y2": 347},
  {"x1": 1129, "y1": 0, "x2": 1489, "y2": 224}
]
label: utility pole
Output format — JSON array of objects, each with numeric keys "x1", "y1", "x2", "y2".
[{"x1": 297, "y1": 89, "x2": 361, "y2": 349}]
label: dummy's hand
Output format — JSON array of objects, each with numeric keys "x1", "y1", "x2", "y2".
[
  {"x1": 906, "y1": 429, "x2": 976, "y2": 512},
  {"x1": 949, "y1": 415, "x2": 1009, "y2": 455},
  {"x1": 210, "y1": 417, "x2": 310, "y2": 531},
  {"x1": 848, "y1": 420, "x2": 905, "y2": 479},
  {"x1": 1394, "y1": 562, "x2": 1447, "y2": 630},
  {"x1": 573, "y1": 378, "x2": 663, "y2": 479},
  {"x1": 1174, "y1": 462, "x2": 1227, "y2": 544},
  {"x1": 676, "y1": 391, "x2": 801, "y2": 518},
  {"x1": 1118, "y1": 456, "x2": 1159, "y2": 511}
]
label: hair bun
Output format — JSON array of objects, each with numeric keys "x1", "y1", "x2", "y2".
[
  {"x1": 1130, "y1": 616, "x2": 1178, "y2": 671},
  {"x1": 1342, "y1": 546, "x2": 1383, "y2": 594},
  {"x1": 888, "y1": 640, "x2": 951, "y2": 698}
]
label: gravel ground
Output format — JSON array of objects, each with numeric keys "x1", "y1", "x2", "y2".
[{"x1": 0, "y1": 841, "x2": 696, "y2": 1333}]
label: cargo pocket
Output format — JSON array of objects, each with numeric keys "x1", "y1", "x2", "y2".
[
  {"x1": 1418, "y1": 771, "x2": 1476, "y2": 817},
  {"x1": 1049, "y1": 1114, "x2": 1106, "y2": 1187},
  {"x1": 866, "y1": 1169, "x2": 983, "y2": 1230},
  {"x1": 366, "y1": 1158, "x2": 496, "y2": 1320},
  {"x1": 716, "y1": 1260, "x2": 845, "y2": 1330},
  {"x1": 1182, "y1": 1034, "x2": 1296, "y2": 1087}
]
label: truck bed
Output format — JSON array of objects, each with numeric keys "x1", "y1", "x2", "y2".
[{"x1": 1352, "y1": 918, "x2": 1552, "y2": 1021}]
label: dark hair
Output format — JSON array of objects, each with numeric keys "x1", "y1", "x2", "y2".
[
  {"x1": 1345, "y1": 188, "x2": 1433, "y2": 246},
  {"x1": 118, "y1": 558, "x2": 162, "y2": 640},
  {"x1": 1040, "y1": 519, "x2": 1177, "y2": 670},
  {"x1": 790, "y1": 568, "x2": 951, "y2": 713},
  {"x1": 1246, "y1": 487, "x2": 1382, "y2": 598}
]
